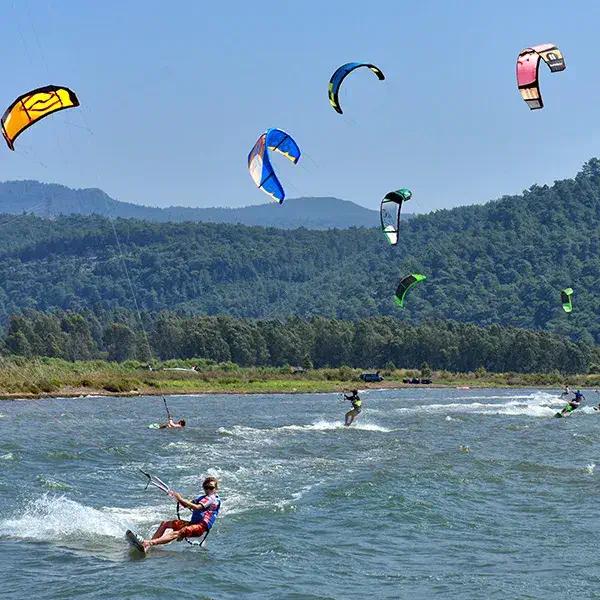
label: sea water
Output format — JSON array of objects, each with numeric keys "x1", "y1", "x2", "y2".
[{"x1": 0, "y1": 388, "x2": 599, "y2": 599}]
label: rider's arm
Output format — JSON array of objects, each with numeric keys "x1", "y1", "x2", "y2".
[{"x1": 172, "y1": 491, "x2": 209, "y2": 511}]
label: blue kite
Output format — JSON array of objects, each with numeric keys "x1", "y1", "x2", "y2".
[{"x1": 247, "y1": 128, "x2": 301, "y2": 203}]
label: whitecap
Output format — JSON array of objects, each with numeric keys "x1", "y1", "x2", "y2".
[{"x1": 0, "y1": 494, "x2": 163, "y2": 542}]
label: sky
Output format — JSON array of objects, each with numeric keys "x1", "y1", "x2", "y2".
[{"x1": 1, "y1": 0, "x2": 599, "y2": 213}]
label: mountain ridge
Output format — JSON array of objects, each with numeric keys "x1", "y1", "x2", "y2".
[
  {"x1": 0, "y1": 180, "x2": 393, "y2": 229},
  {"x1": 0, "y1": 159, "x2": 599, "y2": 343}
]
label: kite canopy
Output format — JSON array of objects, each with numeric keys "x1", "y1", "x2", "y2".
[
  {"x1": 247, "y1": 128, "x2": 301, "y2": 204},
  {"x1": 1, "y1": 85, "x2": 79, "y2": 150},
  {"x1": 560, "y1": 287, "x2": 573, "y2": 313},
  {"x1": 395, "y1": 273, "x2": 426, "y2": 308},
  {"x1": 328, "y1": 62, "x2": 385, "y2": 114},
  {"x1": 380, "y1": 188, "x2": 412, "y2": 245},
  {"x1": 516, "y1": 44, "x2": 565, "y2": 110}
]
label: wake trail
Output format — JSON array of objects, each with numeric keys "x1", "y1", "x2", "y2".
[
  {"x1": 397, "y1": 392, "x2": 564, "y2": 418},
  {"x1": 0, "y1": 494, "x2": 160, "y2": 542},
  {"x1": 218, "y1": 419, "x2": 391, "y2": 437}
]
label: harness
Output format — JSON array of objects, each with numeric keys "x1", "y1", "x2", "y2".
[{"x1": 176, "y1": 501, "x2": 212, "y2": 547}]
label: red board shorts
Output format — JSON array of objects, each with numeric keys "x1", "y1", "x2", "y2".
[{"x1": 170, "y1": 519, "x2": 208, "y2": 538}]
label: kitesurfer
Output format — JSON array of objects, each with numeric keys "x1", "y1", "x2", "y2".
[
  {"x1": 343, "y1": 390, "x2": 362, "y2": 426},
  {"x1": 138, "y1": 476, "x2": 220, "y2": 552},
  {"x1": 559, "y1": 389, "x2": 585, "y2": 416},
  {"x1": 159, "y1": 417, "x2": 186, "y2": 429}
]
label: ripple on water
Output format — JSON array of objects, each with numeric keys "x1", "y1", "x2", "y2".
[{"x1": 0, "y1": 389, "x2": 599, "y2": 599}]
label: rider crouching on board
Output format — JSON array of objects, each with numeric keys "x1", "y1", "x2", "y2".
[
  {"x1": 140, "y1": 476, "x2": 220, "y2": 551},
  {"x1": 559, "y1": 389, "x2": 585, "y2": 416}
]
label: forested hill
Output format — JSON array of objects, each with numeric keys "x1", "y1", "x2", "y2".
[
  {"x1": 1, "y1": 158, "x2": 600, "y2": 342},
  {"x1": 0, "y1": 180, "x2": 381, "y2": 229}
]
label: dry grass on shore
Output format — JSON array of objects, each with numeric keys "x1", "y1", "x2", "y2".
[{"x1": 0, "y1": 356, "x2": 597, "y2": 399}]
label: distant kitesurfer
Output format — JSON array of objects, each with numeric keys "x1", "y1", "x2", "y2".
[
  {"x1": 561, "y1": 385, "x2": 571, "y2": 398},
  {"x1": 135, "y1": 476, "x2": 220, "y2": 552},
  {"x1": 559, "y1": 389, "x2": 585, "y2": 416},
  {"x1": 159, "y1": 417, "x2": 186, "y2": 429},
  {"x1": 343, "y1": 389, "x2": 362, "y2": 426}
]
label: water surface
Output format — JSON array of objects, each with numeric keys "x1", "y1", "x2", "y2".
[{"x1": 1, "y1": 388, "x2": 598, "y2": 599}]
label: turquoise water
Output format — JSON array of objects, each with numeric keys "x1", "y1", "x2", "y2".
[{"x1": 1, "y1": 388, "x2": 599, "y2": 599}]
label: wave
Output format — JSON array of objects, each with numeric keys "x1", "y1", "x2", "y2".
[
  {"x1": 451, "y1": 393, "x2": 550, "y2": 401},
  {"x1": 36, "y1": 476, "x2": 72, "y2": 491},
  {"x1": 218, "y1": 419, "x2": 391, "y2": 437},
  {"x1": 0, "y1": 494, "x2": 162, "y2": 543},
  {"x1": 397, "y1": 393, "x2": 563, "y2": 418}
]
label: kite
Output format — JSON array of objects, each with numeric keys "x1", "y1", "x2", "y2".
[
  {"x1": 248, "y1": 128, "x2": 300, "y2": 203},
  {"x1": 516, "y1": 44, "x2": 565, "y2": 110},
  {"x1": 380, "y1": 188, "x2": 412, "y2": 245},
  {"x1": 395, "y1": 273, "x2": 426, "y2": 308},
  {"x1": 560, "y1": 287, "x2": 573, "y2": 313},
  {"x1": 1, "y1": 85, "x2": 79, "y2": 150},
  {"x1": 328, "y1": 62, "x2": 385, "y2": 114}
]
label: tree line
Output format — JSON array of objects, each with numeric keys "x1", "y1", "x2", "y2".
[
  {"x1": 3, "y1": 309, "x2": 596, "y2": 374},
  {"x1": 1, "y1": 159, "x2": 600, "y2": 342}
]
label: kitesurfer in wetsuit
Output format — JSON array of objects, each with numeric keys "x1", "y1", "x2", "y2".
[
  {"x1": 559, "y1": 389, "x2": 585, "y2": 416},
  {"x1": 159, "y1": 418, "x2": 186, "y2": 429},
  {"x1": 344, "y1": 390, "x2": 362, "y2": 426},
  {"x1": 138, "y1": 476, "x2": 220, "y2": 551}
]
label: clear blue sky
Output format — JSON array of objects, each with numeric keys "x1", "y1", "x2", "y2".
[{"x1": 1, "y1": 0, "x2": 599, "y2": 212}]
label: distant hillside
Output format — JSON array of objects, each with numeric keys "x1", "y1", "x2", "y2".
[
  {"x1": 1, "y1": 159, "x2": 600, "y2": 343},
  {"x1": 0, "y1": 180, "x2": 387, "y2": 229}
]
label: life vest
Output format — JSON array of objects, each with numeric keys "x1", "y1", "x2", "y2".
[{"x1": 190, "y1": 493, "x2": 221, "y2": 529}]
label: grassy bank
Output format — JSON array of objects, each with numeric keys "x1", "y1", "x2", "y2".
[{"x1": 0, "y1": 357, "x2": 598, "y2": 399}]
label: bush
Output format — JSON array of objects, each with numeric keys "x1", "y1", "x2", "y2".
[
  {"x1": 420, "y1": 362, "x2": 432, "y2": 378},
  {"x1": 102, "y1": 379, "x2": 139, "y2": 393}
]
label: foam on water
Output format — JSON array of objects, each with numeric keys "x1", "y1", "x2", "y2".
[
  {"x1": 218, "y1": 419, "x2": 391, "y2": 437},
  {"x1": 397, "y1": 391, "x2": 564, "y2": 418},
  {"x1": 0, "y1": 452, "x2": 14, "y2": 461},
  {"x1": 0, "y1": 494, "x2": 155, "y2": 541},
  {"x1": 451, "y1": 394, "x2": 542, "y2": 401}
]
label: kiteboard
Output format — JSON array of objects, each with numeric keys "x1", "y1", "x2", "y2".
[
  {"x1": 555, "y1": 407, "x2": 575, "y2": 418},
  {"x1": 554, "y1": 412, "x2": 564, "y2": 418},
  {"x1": 126, "y1": 529, "x2": 146, "y2": 554}
]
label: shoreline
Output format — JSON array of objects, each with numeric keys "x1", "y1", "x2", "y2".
[{"x1": 0, "y1": 381, "x2": 575, "y2": 401}]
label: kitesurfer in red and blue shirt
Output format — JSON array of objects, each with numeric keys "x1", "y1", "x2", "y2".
[{"x1": 140, "y1": 476, "x2": 220, "y2": 551}]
